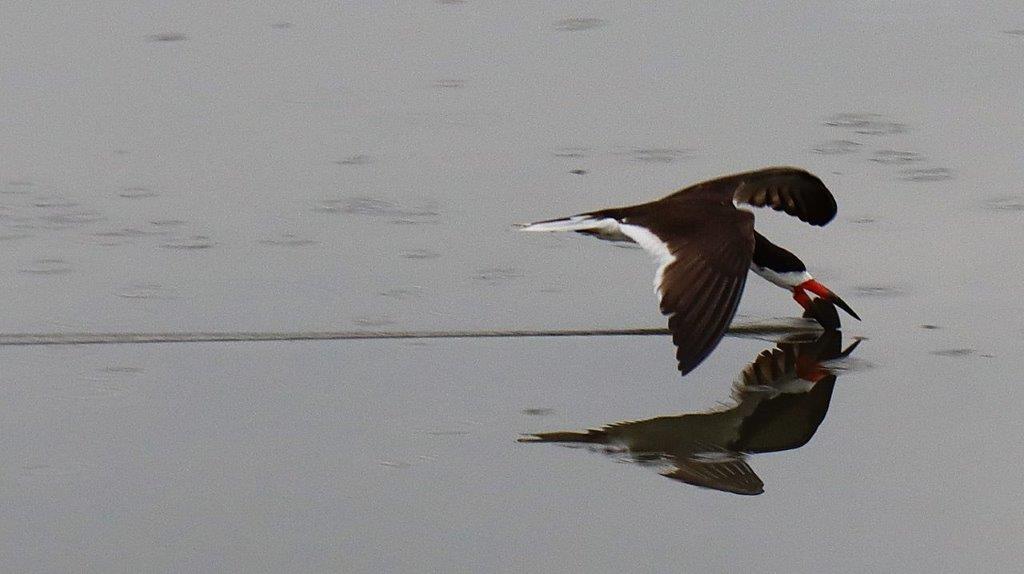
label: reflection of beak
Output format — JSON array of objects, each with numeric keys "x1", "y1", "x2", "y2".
[
  {"x1": 796, "y1": 279, "x2": 861, "y2": 321},
  {"x1": 795, "y1": 354, "x2": 831, "y2": 382}
]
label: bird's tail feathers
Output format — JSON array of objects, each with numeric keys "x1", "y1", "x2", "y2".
[
  {"x1": 518, "y1": 215, "x2": 633, "y2": 243},
  {"x1": 518, "y1": 428, "x2": 609, "y2": 443},
  {"x1": 519, "y1": 214, "x2": 615, "y2": 232}
]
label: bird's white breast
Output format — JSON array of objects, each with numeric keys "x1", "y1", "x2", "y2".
[{"x1": 749, "y1": 264, "x2": 812, "y2": 290}]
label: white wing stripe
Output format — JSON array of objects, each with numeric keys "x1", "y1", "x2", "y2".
[{"x1": 618, "y1": 223, "x2": 676, "y2": 301}]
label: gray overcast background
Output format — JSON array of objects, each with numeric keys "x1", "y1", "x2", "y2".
[{"x1": 2, "y1": 2, "x2": 1023, "y2": 573}]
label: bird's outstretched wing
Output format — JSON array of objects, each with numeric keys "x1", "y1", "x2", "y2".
[
  {"x1": 614, "y1": 208, "x2": 755, "y2": 375},
  {"x1": 667, "y1": 166, "x2": 838, "y2": 226}
]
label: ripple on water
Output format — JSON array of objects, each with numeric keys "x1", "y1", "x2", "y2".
[
  {"x1": 101, "y1": 366, "x2": 144, "y2": 374},
  {"x1": 982, "y1": 196, "x2": 1024, "y2": 212},
  {"x1": 149, "y1": 219, "x2": 186, "y2": 228},
  {"x1": 353, "y1": 315, "x2": 395, "y2": 327},
  {"x1": 553, "y1": 146, "x2": 592, "y2": 159},
  {"x1": 335, "y1": 154, "x2": 373, "y2": 166},
  {"x1": 870, "y1": 150, "x2": 925, "y2": 165},
  {"x1": 91, "y1": 227, "x2": 165, "y2": 246},
  {"x1": 257, "y1": 233, "x2": 319, "y2": 247},
  {"x1": 94, "y1": 227, "x2": 157, "y2": 238},
  {"x1": 2, "y1": 180, "x2": 34, "y2": 194},
  {"x1": 824, "y1": 112, "x2": 907, "y2": 136},
  {"x1": 555, "y1": 18, "x2": 606, "y2": 31},
  {"x1": 434, "y1": 79, "x2": 464, "y2": 89},
  {"x1": 416, "y1": 429, "x2": 470, "y2": 438},
  {"x1": 811, "y1": 140, "x2": 862, "y2": 155},
  {"x1": 146, "y1": 32, "x2": 187, "y2": 42},
  {"x1": 19, "y1": 258, "x2": 73, "y2": 275},
  {"x1": 930, "y1": 348, "x2": 975, "y2": 357},
  {"x1": 390, "y1": 217, "x2": 441, "y2": 226},
  {"x1": 522, "y1": 408, "x2": 555, "y2": 416},
  {"x1": 32, "y1": 199, "x2": 79, "y2": 209},
  {"x1": 852, "y1": 285, "x2": 904, "y2": 297},
  {"x1": 900, "y1": 167, "x2": 955, "y2": 182},
  {"x1": 474, "y1": 267, "x2": 524, "y2": 284},
  {"x1": 401, "y1": 248, "x2": 440, "y2": 260},
  {"x1": 37, "y1": 209, "x2": 105, "y2": 228},
  {"x1": 378, "y1": 460, "x2": 413, "y2": 469},
  {"x1": 314, "y1": 197, "x2": 440, "y2": 222},
  {"x1": 95, "y1": 228, "x2": 168, "y2": 243},
  {"x1": 379, "y1": 287, "x2": 422, "y2": 300},
  {"x1": 117, "y1": 186, "x2": 160, "y2": 199},
  {"x1": 160, "y1": 235, "x2": 216, "y2": 250},
  {"x1": 116, "y1": 283, "x2": 179, "y2": 300},
  {"x1": 622, "y1": 148, "x2": 693, "y2": 164}
]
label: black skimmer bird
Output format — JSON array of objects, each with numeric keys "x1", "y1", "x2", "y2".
[
  {"x1": 521, "y1": 302, "x2": 860, "y2": 495},
  {"x1": 520, "y1": 167, "x2": 859, "y2": 375}
]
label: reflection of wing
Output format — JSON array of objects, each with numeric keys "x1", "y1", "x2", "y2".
[
  {"x1": 520, "y1": 320, "x2": 857, "y2": 495},
  {"x1": 735, "y1": 375, "x2": 837, "y2": 453},
  {"x1": 667, "y1": 166, "x2": 838, "y2": 226},
  {"x1": 729, "y1": 317, "x2": 842, "y2": 453},
  {"x1": 662, "y1": 457, "x2": 764, "y2": 496}
]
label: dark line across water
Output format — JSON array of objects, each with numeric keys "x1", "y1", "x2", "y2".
[{"x1": 0, "y1": 319, "x2": 822, "y2": 347}]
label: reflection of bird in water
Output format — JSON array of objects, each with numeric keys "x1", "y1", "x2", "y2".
[
  {"x1": 520, "y1": 302, "x2": 860, "y2": 495},
  {"x1": 521, "y1": 167, "x2": 859, "y2": 375}
]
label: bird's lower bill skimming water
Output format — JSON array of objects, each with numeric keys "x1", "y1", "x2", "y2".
[{"x1": 519, "y1": 167, "x2": 860, "y2": 376}]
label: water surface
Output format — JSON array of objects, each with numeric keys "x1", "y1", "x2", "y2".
[{"x1": 2, "y1": 2, "x2": 1023, "y2": 572}]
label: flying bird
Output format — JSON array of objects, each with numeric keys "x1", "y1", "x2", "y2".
[{"x1": 520, "y1": 167, "x2": 859, "y2": 375}]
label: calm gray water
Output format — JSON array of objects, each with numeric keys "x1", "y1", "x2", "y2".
[{"x1": 2, "y1": 2, "x2": 1023, "y2": 572}]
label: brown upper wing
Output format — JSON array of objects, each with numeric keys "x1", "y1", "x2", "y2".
[
  {"x1": 667, "y1": 167, "x2": 838, "y2": 226},
  {"x1": 661, "y1": 228, "x2": 753, "y2": 375},
  {"x1": 615, "y1": 207, "x2": 755, "y2": 376}
]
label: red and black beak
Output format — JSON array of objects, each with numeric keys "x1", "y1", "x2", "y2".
[{"x1": 794, "y1": 279, "x2": 861, "y2": 321}]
